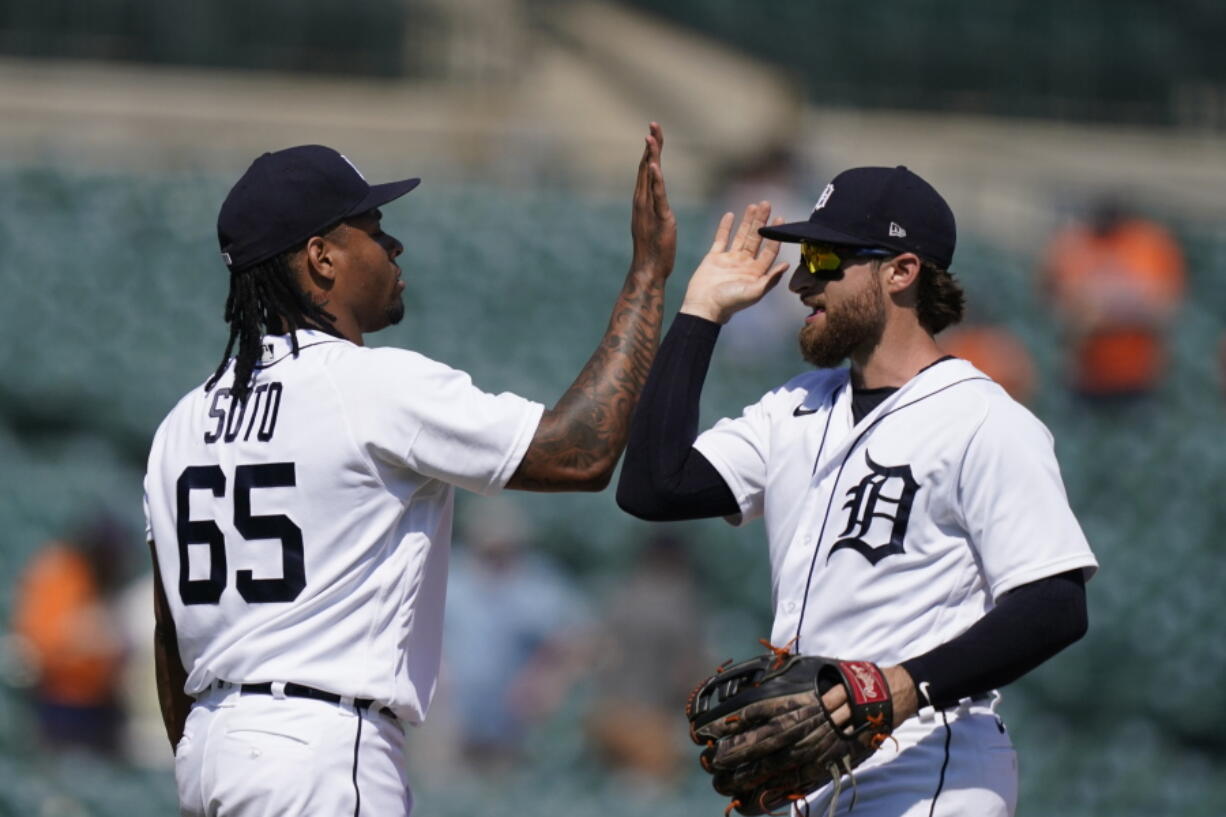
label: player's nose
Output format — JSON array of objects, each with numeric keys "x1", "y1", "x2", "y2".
[
  {"x1": 789, "y1": 266, "x2": 823, "y2": 295},
  {"x1": 383, "y1": 233, "x2": 404, "y2": 259}
]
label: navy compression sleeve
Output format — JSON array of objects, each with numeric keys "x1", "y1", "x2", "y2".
[
  {"x1": 900, "y1": 569, "x2": 1088, "y2": 709},
  {"x1": 616, "y1": 313, "x2": 739, "y2": 521}
]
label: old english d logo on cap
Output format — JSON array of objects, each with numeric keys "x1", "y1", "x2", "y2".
[
  {"x1": 339, "y1": 154, "x2": 367, "y2": 181},
  {"x1": 814, "y1": 183, "x2": 835, "y2": 211}
]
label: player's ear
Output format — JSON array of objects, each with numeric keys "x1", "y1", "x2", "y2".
[
  {"x1": 303, "y1": 234, "x2": 339, "y2": 285},
  {"x1": 883, "y1": 253, "x2": 921, "y2": 295}
]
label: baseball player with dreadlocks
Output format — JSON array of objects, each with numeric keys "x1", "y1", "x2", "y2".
[
  {"x1": 618, "y1": 167, "x2": 1097, "y2": 816},
  {"x1": 144, "y1": 124, "x2": 675, "y2": 816}
]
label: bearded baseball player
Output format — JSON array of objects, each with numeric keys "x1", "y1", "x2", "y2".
[
  {"x1": 618, "y1": 167, "x2": 1097, "y2": 816},
  {"x1": 144, "y1": 124, "x2": 675, "y2": 816}
]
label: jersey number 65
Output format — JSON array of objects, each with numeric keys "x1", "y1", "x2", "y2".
[{"x1": 175, "y1": 463, "x2": 305, "y2": 606}]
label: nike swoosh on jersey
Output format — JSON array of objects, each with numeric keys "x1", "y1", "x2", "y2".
[{"x1": 793, "y1": 405, "x2": 818, "y2": 416}]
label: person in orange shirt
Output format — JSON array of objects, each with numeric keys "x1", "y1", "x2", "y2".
[
  {"x1": 939, "y1": 325, "x2": 1038, "y2": 405},
  {"x1": 1039, "y1": 197, "x2": 1186, "y2": 402},
  {"x1": 10, "y1": 517, "x2": 128, "y2": 753}
]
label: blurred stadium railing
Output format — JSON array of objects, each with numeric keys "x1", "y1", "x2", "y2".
[
  {"x1": 621, "y1": 0, "x2": 1226, "y2": 129},
  {"x1": 3, "y1": 0, "x2": 1225, "y2": 129},
  {"x1": 0, "y1": 166, "x2": 1224, "y2": 815}
]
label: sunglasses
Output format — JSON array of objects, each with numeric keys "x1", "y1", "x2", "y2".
[{"x1": 800, "y1": 242, "x2": 895, "y2": 276}]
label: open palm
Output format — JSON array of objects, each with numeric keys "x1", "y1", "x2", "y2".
[{"x1": 680, "y1": 201, "x2": 790, "y2": 325}]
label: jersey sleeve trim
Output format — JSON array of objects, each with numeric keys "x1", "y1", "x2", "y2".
[
  {"x1": 990, "y1": 554, "x2": 1099, "y2": 599},
  {"x1": 480, "y1": 400, "x2": 545, "y2": 496}
]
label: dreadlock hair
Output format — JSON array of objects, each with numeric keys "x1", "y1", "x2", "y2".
[
  {"x1": 914, "y1": 262, "x2": 966, "y2": 335},
  {"x1": 204, "y1": 248, "x2": 339, "y2": 404}
]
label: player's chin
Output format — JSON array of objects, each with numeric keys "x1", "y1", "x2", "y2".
[
  {"x1": 798, "y1": 325, "x2": 849, "y2": 369},
  {"x1": 386, "y1": 297, "x2": 406, "y2": 326}
]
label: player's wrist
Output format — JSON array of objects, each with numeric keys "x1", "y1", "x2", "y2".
[
  {"x1": 628, "y1": 261, "x2": 672, "y2": 284},
  {"x1": 882, "y1": 664, "x2": 919, "y2": 723},
  {"x1": 679, "y1": 299, "x2": 728, "y2": 324}
]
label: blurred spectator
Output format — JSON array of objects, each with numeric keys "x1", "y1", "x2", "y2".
[
  {"x1": 713, "y1": 144, "x2": 812, "y2": 363},
  {"x1": 114, "y1": 570, "x2": 170, "y2": 768},
  {"x1": 1039, "y1": 196, "x2": 1186, "y2": 403},
  {"x1": 440, "y1": 496, "x2": 590, "y2": 773},
  {"x1": 939, "y1": 324, "x2": 1038, "y2": 404},
  {"x1": 9, "y1": 515, "x2": 129, "y2": 754},
  {"x1": 585, "y1": 533, "x2": 711, "y2": 785}
]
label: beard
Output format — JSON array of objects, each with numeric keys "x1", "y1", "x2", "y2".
[
  {"x1": 798, "y1": 280, "x2": 887, "y2": 368},
  {"x1": 386, "y1": 295, "x2": 405, "y2": 326}
]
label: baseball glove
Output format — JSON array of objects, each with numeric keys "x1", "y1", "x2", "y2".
[{"x1": 685, "y1": 645, "x2": 894, "y2": 816}]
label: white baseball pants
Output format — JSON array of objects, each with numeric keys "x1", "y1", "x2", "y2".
[
  {"x1": 797, "y1": 699, "x2": 1018, "y2": 817},
  {"x1": 175, "y1": 685, "x2": 411, "y2": 817}
]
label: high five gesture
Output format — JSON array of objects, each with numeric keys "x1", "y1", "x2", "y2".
[{"x1": 680, "y1": 201, "x2": 789, "y2": 325}]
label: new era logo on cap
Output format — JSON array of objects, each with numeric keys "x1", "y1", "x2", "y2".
[{"x1": 759, "y1": 166, "x2": 956, "y2": 269}]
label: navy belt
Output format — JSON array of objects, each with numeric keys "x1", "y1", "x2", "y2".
[{"x1": 231, "y1": 681, "x2": 398, "y2": 724}]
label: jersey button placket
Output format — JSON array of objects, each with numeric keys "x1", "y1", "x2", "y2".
[
  {"x1": 791, "y1": 468, "x2": 842, "y2": 650},
  {"x1": 782, "y1": 532, "x2": 814, "y2": 619}
]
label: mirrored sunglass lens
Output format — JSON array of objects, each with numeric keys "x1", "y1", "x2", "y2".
[{"x1": 802, "y1": 243, "x2": 841, "y2": 272}]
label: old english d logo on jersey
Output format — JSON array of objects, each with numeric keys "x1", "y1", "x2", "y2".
[{"x1": 828, "y1": 451, "x2": 919, "y2": 565}]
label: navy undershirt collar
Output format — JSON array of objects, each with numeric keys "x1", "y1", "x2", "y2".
[{"x1": 850, "y1": 355, "x2": 956, "y2": 424}]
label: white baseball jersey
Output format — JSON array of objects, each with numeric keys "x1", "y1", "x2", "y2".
[
  {"x1": 144, "y1": 329, "x2": 544, "y2": 724},
  {"x1": 694, "y1": 358, "x2": 1097, "y2": 665}
]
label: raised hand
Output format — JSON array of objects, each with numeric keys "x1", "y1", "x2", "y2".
[
  {"x1": 679, "y1": 201, "x2": 790, "y2": 324},
  {"x1": 506, "y1": 124, "x2": 673, "y2": 491},
  {"x1": 630, "y1": 122, "x2": 676, "y2": 279}
]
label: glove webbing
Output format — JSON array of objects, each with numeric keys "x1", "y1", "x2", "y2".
[{"x1": 723, "y1": 755, "x2": 860, "y2": 817}]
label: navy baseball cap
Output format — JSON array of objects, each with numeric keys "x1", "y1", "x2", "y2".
[
  {"x1": 759, "y1": 166, "x2": 956, "y2": 269},
  {"x1": 218, "y1": 145, "x2": 420, "y2": 271}
]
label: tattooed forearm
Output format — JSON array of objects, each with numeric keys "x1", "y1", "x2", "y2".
[{"x1": 508, "y1": 265, "x2": 667, "y2": 491}]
